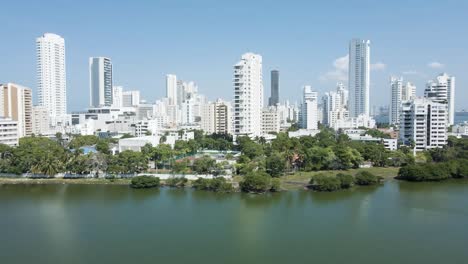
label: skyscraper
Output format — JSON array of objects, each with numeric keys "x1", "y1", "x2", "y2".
[
  {"x1": 389, "y1": 76, "x2": 403, "y2": 125},
  {"x1": 233, "y1": 53, "x2": 263, "y2": 136},
  {"x1": 424, "y1": 73, "x2": 455, "y2": 125},
  {"x1": 166, "y1": 74, "x2": 177, "y2": 105},
  {"x1": 89, "y1": 57, "x2": 113, "y2": 107},
  {"x1": 36, "y1": 33, "x2": 67, "y2": 126},
  {"x1": 268, "y1": 70, "x2": 279, "y2": 106},
  {"x1": 390, "y1": 76, "x2": 417, "y2": 126},
  {"x1": 400, "y1": 98, "x2": 447, "y2": 151},
  {"x1": 349, "y1": 39, "x2": 370, "y2": 118}
]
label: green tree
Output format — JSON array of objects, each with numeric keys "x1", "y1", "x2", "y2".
[
  {"x1": 172, "y1": 159, "x2": 190, "y2": 174},
  {"x1": 355, "y1": 171, "x2": 380, "y2": 185},
  {"x1": 309, "y1": 174, "x2": 341, "y2": 192},
  {"x1": 266, "y1": 152, "x2": 286, "y2": 177},
  {"x1": 336, "y1": 173, "x2": 354, "y2": 188},
  {"x1": 239, "y1": 171, "x2": 272, "y2": 193},
  {"x1": 193, "y1": 155, "x2": 216, "y2": 174}
]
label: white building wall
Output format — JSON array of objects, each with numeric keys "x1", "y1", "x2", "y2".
[{"x1": 36, "y1": 33, "x2": 67, "y2": 126}]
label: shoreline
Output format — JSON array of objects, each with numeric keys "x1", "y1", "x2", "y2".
[
  {"x1": 0, "y1": 177, "x2": 131, "y2": 186},
  {"x1": 0, "y1": 167, "x2": 401, "y2": 190}
]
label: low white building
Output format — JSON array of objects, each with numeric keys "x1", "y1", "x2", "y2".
[
  {"x1": 288, "y1": 129, "x2": 320, "y2": 138},
  {"x1": 0, "y1": 118, "x2": 19, "y2": 146},
  {"x1": 453, "y1": 121, "x2": 468, "y2": 135},
  {"x1": 383, "y1": 138, "x2": 398, "y2": 151},
  {"x1": 118, "y1": 136, "x2": 159, "y2": 152},
  {"x1": 333, "y1": 114, "x2": 376, "y2": 130}
]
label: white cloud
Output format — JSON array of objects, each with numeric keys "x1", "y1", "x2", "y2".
[
  {"x1": 428, "y1": 62, "x2": 444, "y2": 69},
  {"x1": 320, "y1": 55, "x2": 386, "y2": 82},
  {"x1": 371, "y1": 62, "x2": 386, "y2": 71},
  {"x1": 402, "y1": 70, "x2": 419, "y2": 75},
  {"x1": 319, "y1": 55, "x2": 349, "y2": 82}
]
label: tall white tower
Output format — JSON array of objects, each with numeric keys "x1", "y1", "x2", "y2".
[
  {"x1": 166, "y1": 74, "x2": 177, "y2": 105},
  {"x1": 89, "y1": 57, "x2": 113, "y2": 107},
  {"x1": 424, "y1": 73, "x2": 455, "y2": 125},
  {"x1": 389, "y1": 76, "x2": 403, "y2": 125},
  {"x1": 300, "y1": 86, "x2": 318, "y2": 130},
  {"x1": 36, "y1": 33, "x2": 67, "y2": 126},
  {"x1": 349, "y1": 39, "x2": 370, "y2": 118},
  {"x1": 233, "y1": 53, "x2": 263, "y2": 136}
]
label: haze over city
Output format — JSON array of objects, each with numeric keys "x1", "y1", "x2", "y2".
[{"x1": 1, "y1": 0, "x2": 467, "y2": 111}]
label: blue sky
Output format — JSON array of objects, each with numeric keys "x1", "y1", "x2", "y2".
[{"x1": 1, "y1": 0, "x2": 467, "y2": 111}]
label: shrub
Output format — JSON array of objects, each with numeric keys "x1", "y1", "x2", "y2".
[
  {"x1": 192, "y1": 177, "x2": 233, "y2": 192},
  {"x1": 166, "y1": 177, "x2": 188, "y2": 187},
  {"x1": 210, "y1": 177, "x2": 234, "y2": 192},
  {"x1": 130, "y1": 176, "x2": 161, "y2": 189},
  {"x1": 336, "y1": 173, "x2": 354, "y2": 188},
  {"x1": 355, "y1": 171, "x2": 380, "y2": 185},
  {"x1": 240, "y1": 171, "x2": 272, "y2": 193},
  {"x1": 456, "y1": 161, "x2": 468, "y2": 178},
  {"x1": 270, "y1": 178, "x2": 281, "y2": 192},
  {"x1": 397, "y1": 163, "x2": 452, "y2": 181},
  {"x1": 309, "y1": 174, "x2": 341, "y2": 192}
]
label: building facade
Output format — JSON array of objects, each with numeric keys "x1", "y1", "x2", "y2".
[
  {"x1": 300, "y1": 86, "x2": 318, "y2": 130},
  {"x1": 261, "y1": 106, "x2": 280, "y2": 134},
  {"x1": 424, "y1": 73, "x2": 455, "y2": 125},
  {"x1": 400, "y1": 98, "x2": 447, "y2": 151},
  {"x1": 268, "y1": 70, "x2": 279, "y2": 106},
  {"x1": 349, "y1": 39, "x2": 370, "y2": 118},
  {"x1": 0, "y1": 118, "x2": 19, "y2": 146},
  {"x1": 233, "y1": 53, "x2": 263, "y2": 136},
  {"x1": 0, "y1": 83, "x2": 33, "y2": 137},
  {"x1": 89, "y1": 57, "x2": 113, "y2": 107},
  {"x1": 201, "y1": 99, "x2": 231, "y2": 135},
  {"x1": 166, "y1": 74, "x2": 177, "y2": 106}
]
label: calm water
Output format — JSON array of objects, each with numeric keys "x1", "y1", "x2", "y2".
[
  {"x1": 455, "y1": 112, "x2": 468, "y2": 124},
  {"x1": 1, "y1": 180, "x2": 468, "y2": 264}
]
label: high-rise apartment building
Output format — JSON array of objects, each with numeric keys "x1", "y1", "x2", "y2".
[
  {"x1": 390, "y1": 76, "x2": 417, "y2": 125},
  {"x1": 349, "y1": 39, "x2": 370, "y2": 118},
  {"x1": 201, "y1": 99, "x2": 231, "y2": 134},
  {"x1": 300, "y1": 86, "x2": 318, "y2": 130},
  {"x1": 36, "y1": 33, "x2": 67, "y2": 126},
  {"x1": 0, "y1": 83, "x2": 33, "y2": 137},
  {"x1": 233, "y1": 53, "x2": 263, "y2": 136},
  {"x1": 268, "y1": 70, "x2": 279, "y2": 106},
  {"x1": 424, "y1": 73, "x2": 455, "y2": 125},
  {"x1": 166, "y1": 74, "x2": 177, "y2": 105},
  {"x1": 89, "y1": 57, "x2": 113, "y2": 107},
  {"x1": 400, "y1": 98, "x2": 447, "y2": 151},
  {"x1": 389, "y1": 76, "x2": 403, "y2": 125}
]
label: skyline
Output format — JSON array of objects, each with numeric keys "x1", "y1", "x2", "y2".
[{"x1": 1, "y1": 0, "x2": 467, "y2": 111}]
